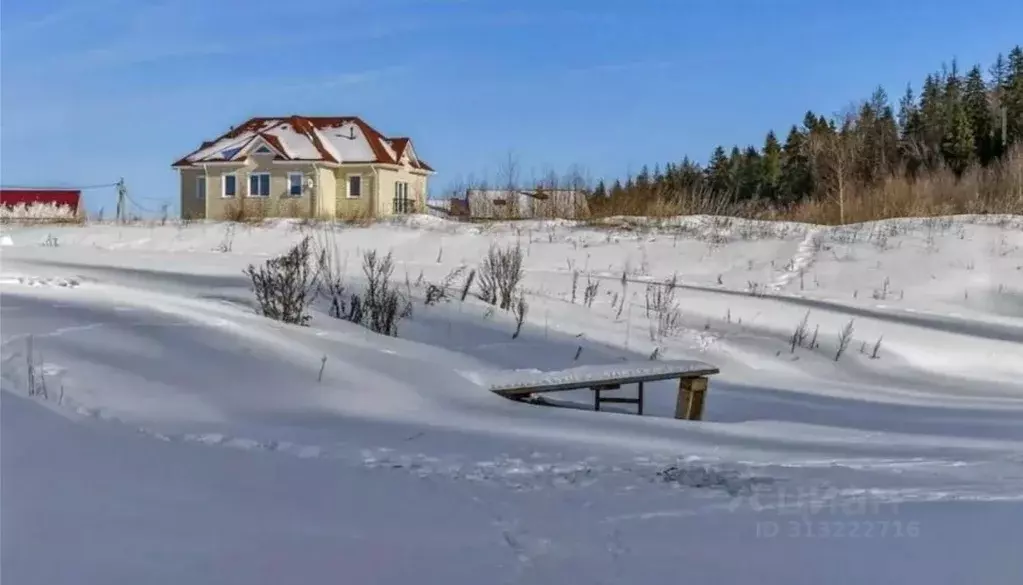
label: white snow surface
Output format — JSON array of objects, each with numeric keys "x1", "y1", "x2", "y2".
[{"x1": 3, "y1": 214, "x2": 1023, "y2": 584}]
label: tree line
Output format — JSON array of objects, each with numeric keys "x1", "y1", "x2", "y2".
[{"x1": 589, "y1": 46, "x2": 1023, "y2": 220}]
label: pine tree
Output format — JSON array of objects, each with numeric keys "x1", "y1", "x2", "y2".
[
  {"x1": 636, "y1": 165, "x2": 652, "y2": 194},
  {"x1": 897, "y1": 84, "x2": 917, "y2": 135},
  {"x1": 738, "y1": 145, "x2": 764, "y2": 201},
  {"x1": 761, "y1": 130, "x2": 783, "y2": 201},
  {"x1": 898, "y1": 84, "x2": 926, "y2": 175},
  {"x1": 964, "y1": 65, "x2": 995, "y2": 164},
  {"x1": 918, "y1": 73, "x2": 946, "y2": 169},
  {"x1": 728, "y1": 146, "x2": 743, "y2": 199},
  {"x1": 780, "y1": 125, "x2": 812, "y2": 203},
  {"x1": 705, "y1": 146, "x2": 731, "y2": 196},
  {"x1": 1004, "y1": 46, "x2": 1023, "y2": 146},
  {"x1": 592, "y1": 179, "x2": 608, "y2": 199},
  {"x1": 609, "y1": 179, "x2": 625, "y2": 200},
  {"x1": 941, "y1": 62, "x2": 975, "y2": 175},
  {"x1": 990, "y1": 53, "x2": 1011, "y2": 157}
]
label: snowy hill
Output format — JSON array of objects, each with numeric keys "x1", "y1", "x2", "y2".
[{"x1": 3, "y1": 214, "x2": 1023, "y2": 584}]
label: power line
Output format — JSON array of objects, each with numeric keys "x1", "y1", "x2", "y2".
[{"x1": 0, "y1": 182, "x2": 120, "y2": 191}]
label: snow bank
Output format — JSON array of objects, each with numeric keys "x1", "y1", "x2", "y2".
[{"x1": 3, "y1": 213, "x2": 1023, "y2": 583}]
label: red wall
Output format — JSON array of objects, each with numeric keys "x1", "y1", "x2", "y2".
[{"x1": 0, "y1": 189, "x2": 82, "y2": 212}]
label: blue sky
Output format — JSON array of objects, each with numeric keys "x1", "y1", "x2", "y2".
[{"x1": 2, "y1": 0, "x2": 1021, "y2": 214}]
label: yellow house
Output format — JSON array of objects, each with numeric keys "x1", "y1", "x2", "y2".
[{"x1": 171, "y1": 116, "x2": 434, "y2": 220}]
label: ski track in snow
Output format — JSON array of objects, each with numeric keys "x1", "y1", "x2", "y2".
[{"x1": 769, "y1": 228, "x2": 823, "y2": 292}]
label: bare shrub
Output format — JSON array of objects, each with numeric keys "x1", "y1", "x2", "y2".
[
  {"x1": 476, "y1": 242, "x2": 524, "y2": 310},
  {"x1": 216, "y1": 224, "x2": 236, "y2": 252},
  {"x1": 870, "y1": 336, "x2": 883, "y2": 359},
  {"x1": 835, "y1": 319, "x2": 855, "y2": 361},
  {"x1": 583, "y1": 276, "x2": 600, "y2": 308},
  {"x1": 425, "y1": 266, "x2": 468, "y2": 306},
  {"x1": 314, "y1": 235, "x2": 350, "y2": 319},
  {"x1": 25, "y1": 336, "x2": 48, "y2": 399},
  {"x1": 460, "y1": 269, "x2": 476, "y2": 301},
  {"x1": 244, "y1": 236, "x2": 317, "y2": 325},
  {"x1": 511, "y1": 293, "x2": 528, "y2": 339},
  {"x1": 791, "y1": 311, "x2": 811, "y2": 353},
  {"x1": 359, "y1": 250, "x2": 413, "y2": 336},
  {"x1": 645, "y1": 275, "x2": 682, "y2": 340}
]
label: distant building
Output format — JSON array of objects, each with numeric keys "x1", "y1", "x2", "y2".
[{"x1": 462, "y1": 188, "x2": 589, "y2": 220}]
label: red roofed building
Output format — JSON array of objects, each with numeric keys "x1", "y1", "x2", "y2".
[
  {"x1": 172, "y1": 115, "x2": 435, "y2": 220},
  {"x1": 1, "y1": 188, "x2": 82, "y2": 213}
]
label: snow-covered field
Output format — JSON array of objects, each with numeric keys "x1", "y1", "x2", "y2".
[{"x1": 2, "y1": 214, "x2": 1022, "y2": 584}]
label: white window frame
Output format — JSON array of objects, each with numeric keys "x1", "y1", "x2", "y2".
[
  {"x1": 222, "y1": 173, "x2": 237, "y2": 198},
  {"x1": 196, "y1": 175, "x2": 207, "y2": 199},
  {"x1": 347, "y1": 175, "x2": 362, "y2": 199},
  {"x1": 249, "y1": 172, "x2": 271, "y2": 198},
  {"x1": 287, "y1": 173, "x2": 304, "y2": 197}
]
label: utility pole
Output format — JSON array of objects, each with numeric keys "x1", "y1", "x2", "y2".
[{"x1": 115, "y1": 178, "x2": 127, "y2": 223}]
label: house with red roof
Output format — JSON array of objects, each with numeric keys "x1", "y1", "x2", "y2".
[{"x1": 172, "y1": 116, "x2": 434, "y2": 220}]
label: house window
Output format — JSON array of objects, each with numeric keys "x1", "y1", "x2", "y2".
[
  {"x1": 196, "y1": 175, "x2": 206, "y2": 199},
  {"x1": 254, "y1": 145, "x2": 273, "y2": 155},
  {"x1": 394, "y1": 181, "x2": 412, "y2": 214},
  {"x1": 288, "y1": 173, "x2": 304, "y2": 197},
  {"x1": 348, "y1": 175, "x2": 362, "y2": 198},
  {"x1": 249, "y1": 173, "x2": 271, "y2": 197},
  {"x1": 223, "y1": 173, "x2": 237, "y2": 198}
]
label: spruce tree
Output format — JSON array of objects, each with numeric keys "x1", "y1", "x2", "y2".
[
  {"x1": 919, "y1": 73, "x2": 946, "y2": 169},
  {"x1": 1005, "y1": 46, "x2": 1023, "y2": 146},
  {"x1": 941, "y1": 62, "x2": 975, "y2": 175},
  {"x1": 761, "y1": 131, "x2": 783, "y2": 201},
  {"x1": 780, "y1": 125, "x2": 812, "y2": 203},
  {"x1": 705, "y1": 146, "x2": 731, "y2": 196},
  {"x1": 964, "y1": 65, "x2": 995, "y2": 164},
  {"x1": 990, "y1": 52, "x2": 1010, "y2": 157}
]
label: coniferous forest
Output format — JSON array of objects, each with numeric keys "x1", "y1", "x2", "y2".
[{"x1": 586, "y1": 46, "x2": 1023, "y2": 223}]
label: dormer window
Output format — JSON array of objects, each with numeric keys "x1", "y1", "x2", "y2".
[{"x1": 254, "y1": 145, "x2": 272, "y2": 155}]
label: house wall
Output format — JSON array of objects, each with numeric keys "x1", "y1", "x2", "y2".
[
  {"x1": 334, "y1": 164, "x2": 376, "y2": 219},
  {"x1": 375, "y1": 165, "x2": 429, "y2": 215},
  {"x1": 179, "y1": 169, "x2": 206, "y2": 219},
  {"x1": 315, "y1": 166, "x2": 337, "y2": 217},
  {"x1": 181, "y1": 157, "x2": 332, "y2": 220},
  {"x1": 179, "y1": 160, "x2": 432, "y2": 221}
]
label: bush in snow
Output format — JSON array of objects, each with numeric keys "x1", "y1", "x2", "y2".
[
  {"x1": 511, "y1": 292, "x2": 528, "y2": 339},
  {"x1": 358, "y1": 250, "x2": 413, "y2": 336},
  {"x1": 835, "y1": 319, "x2": 855, "y2": 361},
  {"x1": 315, "y1": 242, "x2": 412, "y2": 337},
  {"x1": 244, "y1": 236, "x2": 318, "y2": 326},
  {"x1": 423, "y1": 265, "x2": 468, "y2": 306},
  {"x1": 476, "y1": 242, "x2": 524, "y2": 310}
]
